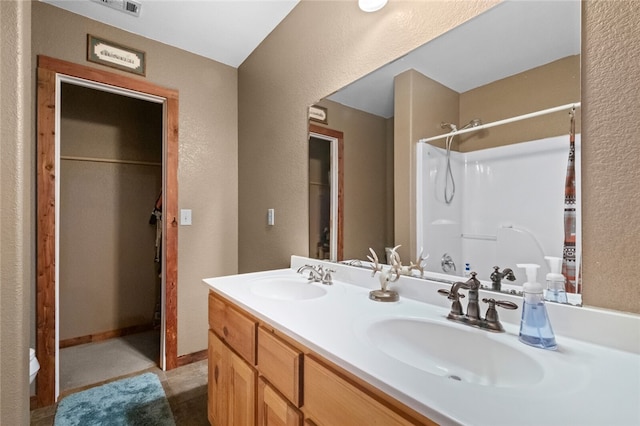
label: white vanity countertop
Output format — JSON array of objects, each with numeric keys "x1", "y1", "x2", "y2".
[{"x1": 203, "y1": 257, "x2": 640, "y2": 426}]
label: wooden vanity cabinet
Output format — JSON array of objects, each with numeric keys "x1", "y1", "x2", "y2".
[{"x1": 208, "y1": 291, "x2": 436, "y2": 426}]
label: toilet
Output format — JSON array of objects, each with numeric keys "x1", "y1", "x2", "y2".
[{"x1": 29, "y1": 348, "x2": 40, "y2": 384}]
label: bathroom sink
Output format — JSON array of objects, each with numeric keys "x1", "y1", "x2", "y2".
[
  {"x1": 249, "y1": 277, "x2": 327, "y2": 301},
  {"x1": 363, "y1": 317, "x2": 544, "y2": 387}
]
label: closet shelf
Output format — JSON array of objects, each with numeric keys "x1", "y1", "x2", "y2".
[{"x1": 60, "y1": 155, "x2": 161, "y2": 167}]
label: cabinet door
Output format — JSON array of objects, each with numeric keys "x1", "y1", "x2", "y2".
[
  {"x1": 209, "y1": 330, "x2": 257, "y2": 426},
  {"x1": 209, "y1": 331, "x2": 228, "y2": 426},
  {"x1": 258, "y1": 378, "x2": 302, "y2": 426},
  {"x1": 228, "y1": 347, "x2": 257, "y2": 426}
]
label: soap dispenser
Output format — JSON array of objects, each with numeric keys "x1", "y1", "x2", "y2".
[
  {"x1": 516, "y1": 263, "x2": 557, "y2": 350},
  {"x1": 544, "y1": 256, "x2": 568, "y2": 303}
]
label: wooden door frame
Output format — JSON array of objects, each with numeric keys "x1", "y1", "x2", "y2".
[
  {"x1": 36, "y1": 55, "x2": 179, "y2": 407},
  {"x1": 309, "y1": 123, "x2": 344, "y2": 261}
]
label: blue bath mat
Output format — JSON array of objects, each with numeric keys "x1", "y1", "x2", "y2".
[{"x1": 54, "y1": 372, "x2": 175, "y2": 426}]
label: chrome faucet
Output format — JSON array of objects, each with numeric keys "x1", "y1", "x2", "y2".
[
  {"x1": 296, "y1": 264, "x2": 334, "y2": 285},
  {"x1": 490, "y1": 266, "x2": 516, "y2": 291},
  {"x1": 438, "y1": 272, "x2": 517, "y2": 332},
  {"x1": 297, "y1": 264, "x2": 323, "y2": 282},
  {"x1": 454, "y1": 272, "x2": 482, "y2": 321}
]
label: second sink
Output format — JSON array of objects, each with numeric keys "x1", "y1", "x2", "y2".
[{"x1": 363, "y1": 317, "x2": 544, "y2": 388}]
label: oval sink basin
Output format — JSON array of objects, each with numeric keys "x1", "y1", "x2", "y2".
[
  {"x1": 364, "y1": 317, "x2": 544, "y2": 387},
  {"x1": 250, "y1": 278, "x2": 327, "y2": 301}
]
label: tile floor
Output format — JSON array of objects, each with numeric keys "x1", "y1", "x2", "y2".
[{"x1": 30, "y1": 359, "x2": 209, "y2": 426}]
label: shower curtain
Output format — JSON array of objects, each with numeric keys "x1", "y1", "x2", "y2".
[{"x1": 562, "y1": 110, "x2": 578, "y2": 293}]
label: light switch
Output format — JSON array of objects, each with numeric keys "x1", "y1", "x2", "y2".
[
  {"x1": 267, "y1": 208, "x2": 275, "y2": 226},
  {"x1": 180, "y1": 209, "x2": 192, "y2": 225}
]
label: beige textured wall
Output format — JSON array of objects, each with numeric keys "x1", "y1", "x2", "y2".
[
  {"x1": 1, "y1": 1, "x2": 32, "y2": 423},
  {"x1": 238, "y1": 0, "x2": 501, "y2": 273},
  {"x1": 394, "y1": 69, "x2": 459, "y2": 260},
  {"x1": 459, "y1": 55, "x2": 581, "y2": 152},
  {"x1": 59, "y1": 85, "x2": 162, "y2": 339},
  {"x1": 581, "y1": 1, "x2": 640, "y2": 314},
  {"x1": 31, "y1": 2, "x2": 238, "y2": 355},
  {"x1": 315, "y1": 99, "x2": 389, "y2": 260},
  {"x1": 239, "y1": 1, "x2": 640, "y2": 315}
]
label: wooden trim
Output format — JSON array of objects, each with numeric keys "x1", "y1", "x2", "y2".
[
  {"x1": 35, "y1": 55, "x2": 179, "y2": 408},
  {"x1": 308, "y1": 123, "x2": 345, "y2": 261},
  {"x1": 37, "y1": 56, "x2": 177, "y2": 99},
  {"x1": 177, "y1": 349, "x2": 208, "y2": 367},
  {"x1": 59, "y1": 324, "x2": 155, "y2": 349},
  {"x1": 164, "y1": 95, "x2": 179, "y2": 370},
  {"x1": 36, "y1": 66, "x2": 57, "y2": 409}
]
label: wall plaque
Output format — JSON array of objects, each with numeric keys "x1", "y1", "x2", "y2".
[{"x1": 87, "y1": 34, "x2": 146, "y2": 76}]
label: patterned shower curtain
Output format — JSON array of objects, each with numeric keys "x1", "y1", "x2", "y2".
[{"x1": 562, "y1": 110, "x2": 578, "y2": 293}]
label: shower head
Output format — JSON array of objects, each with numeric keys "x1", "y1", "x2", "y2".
[
  {"x1": 440, "y1": 118, "x2": 482, "y2": 132},
  {"x1": 459, "y1": 118, "x2": 482, "y2": 130},
  {"x1": 440, "y1": 122, "x2": 457, "y2": 132}
]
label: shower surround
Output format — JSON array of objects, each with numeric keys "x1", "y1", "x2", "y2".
[{"x1": 416, "y1": 135, "x2": 582, "y2": 287}]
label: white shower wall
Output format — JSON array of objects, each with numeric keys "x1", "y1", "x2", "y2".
[{"x1": 417, "y1": 135, "x2": 582, "y2": 286}]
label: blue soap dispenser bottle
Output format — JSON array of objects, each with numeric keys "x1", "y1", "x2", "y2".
[{"x1": 516, "y1": 263, "x2": 557, "y2": 350}]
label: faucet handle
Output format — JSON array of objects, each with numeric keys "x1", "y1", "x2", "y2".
[
  {"x1": 321, "y1": 268, "x2": 335, "y2": 285},
  {"x1": 482, "y1": 298, "x2": 518, "y2": 332},
  {"x1": 438, "y1": 288, "x2": 465, "y2": 318},
  {"x1": 437, "y1": 288, "x2": 465, "y2": 300}
]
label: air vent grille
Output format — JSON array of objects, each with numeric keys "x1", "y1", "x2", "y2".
[{"x1": 90, "y1": 0, "x2": 141, "y2": 17}]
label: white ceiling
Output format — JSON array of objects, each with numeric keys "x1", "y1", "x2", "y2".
[
  {"x1": 40, "y1": 0, "x2": 300, "y2": 68},
  {"x1": 328, "y1": 0, "x2": 581, "y2": 118}
]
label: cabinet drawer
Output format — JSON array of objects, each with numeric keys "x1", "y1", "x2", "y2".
[
  {"x1": 209, "y1": 292, "x2": 257, "y2": 365},
  {"x1": 258, "y1": 326, "x2": 303, "y2": 406},
  {"x1": 258, "y1": 378, "x2": 303, "y2": 426},
  {"x1": 304, "y1": 356, "x2": 418, "y2": 426}
]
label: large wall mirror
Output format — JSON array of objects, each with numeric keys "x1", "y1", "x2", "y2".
[{"x1": 308, "y1": 1, "x2": 582, "y2": 305}]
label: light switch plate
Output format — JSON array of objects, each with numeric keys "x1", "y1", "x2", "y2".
[{"x1": 180, "y1": 209, "x2": 192, "y2": 225}]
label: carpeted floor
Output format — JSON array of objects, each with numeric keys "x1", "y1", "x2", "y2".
[
  {"x1": 54, "y1": 372, "x2": 174, "y2": 426},
  {"x1": 60, "y1": 330, "x2": 160, "y2": 392}
]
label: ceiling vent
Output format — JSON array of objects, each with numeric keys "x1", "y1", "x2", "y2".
[{"x1": 91, "y1": 0, "x2": 141, "y2": 17}]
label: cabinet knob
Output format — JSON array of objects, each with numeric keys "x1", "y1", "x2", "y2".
[{"x1": 222, "y1": 326, "x2": 229, "y2": 337}]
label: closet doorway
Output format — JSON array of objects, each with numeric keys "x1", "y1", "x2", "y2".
[
  {"x1": 308, "y1": 124, "x2": 344, "y2": 261},
  {"x1": 36, "y1": 56, "x2": 179, "y2": 407}
]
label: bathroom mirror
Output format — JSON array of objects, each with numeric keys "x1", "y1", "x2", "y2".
[{"x1": 307, "y1": 1, "x2": 582, "y2": 305}]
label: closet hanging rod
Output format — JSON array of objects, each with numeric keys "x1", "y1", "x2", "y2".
[
  {"x1": 418, "y1": 102, "x2": 581, "y2": 144},
  {"x1": 60, "y1": 156, "x2": 162, "y2": 167}
]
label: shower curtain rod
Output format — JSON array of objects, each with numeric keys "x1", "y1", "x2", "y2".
[{"x1": 418, "y1": 102, "x2": 581, "y2": 144}]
